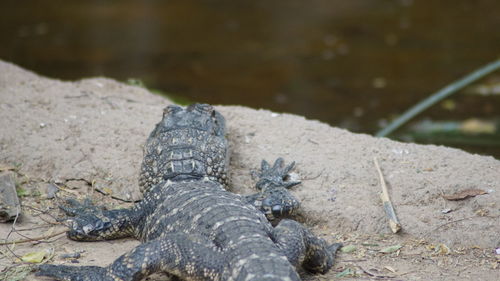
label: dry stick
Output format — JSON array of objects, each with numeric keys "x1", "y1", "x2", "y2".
[
  {"x1": 429, "y1": 216, "x2": 476, "y2": 233},
  {"x1": 3, "y1": 206, "x2": 22, "y2": 260},
  {"x1": 0, "y1": 228, "x2": 68, "y2": 246},
  {"x1": 373, "y1": 157, "x2": 401, "y2": 233}
]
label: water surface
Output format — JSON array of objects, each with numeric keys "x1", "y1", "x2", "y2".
[{"x1": 1, "y1": 0, "x2": 499, "y2": 156}]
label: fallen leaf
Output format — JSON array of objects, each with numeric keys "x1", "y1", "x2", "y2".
[
  {"x1": 340, "y1": 245, "x2": 357, "y2": 253},
  {"x1": 442, "y1": 188, "x2": 487, "y2": 201},
  {"x1": 16, "y1": 188, "x2": 29, "y2": 197},
  {"x1": 336, "y1": 268, "x2": 355, "y2": 278},
  {"x1": 380, "y1": 245, "x2": 402, "y2": 253},
  {"x1": 20, "y1": 249, "x2": 50, "y2": 263}
]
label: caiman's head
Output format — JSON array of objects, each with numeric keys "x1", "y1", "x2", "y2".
[
  {"x1": 257, "y1": 187, "x2": 300, "y2": 220},
  {"x1": 161, "y1": 103, "x2": 226, "y2": 136},
  {"x1": 139, "y1": 103, "x2": 228, "y2": 193}
]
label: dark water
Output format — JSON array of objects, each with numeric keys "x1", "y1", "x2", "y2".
[{"x1": 2, "y1": 0, "x2": 500, "y2": 157}]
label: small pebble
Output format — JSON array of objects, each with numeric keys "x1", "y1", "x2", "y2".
[
  {"x1": 441, "y1": 208, "x2": 452, "y2": 214},
  {"x1": 46, "y1": 183, "x2": 59, "y2": 199},
  {"x1": 59, "y1": 252, "x2": 82, "y2": 259}
]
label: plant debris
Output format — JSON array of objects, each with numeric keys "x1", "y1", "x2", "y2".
[
  {"x1": 0, "y1": 265, "x2": 33, "y2": 281},
  {"x1": 427, "y1": 243, "x2": 451, "y2": 255},
  {"x1": 20, "y1": 248, "x2": 52, "y2": 263},
  {"x1": 336, "y1": 268, "x2": 355, "y2": 278},
  {"x1": 380, "y1": 245, "x2": 402, "y2": 253},
  {"x1": 340, "y1": 245, "x2": 357, "y2": 253},
  {"x1": 442, "y1": 188, "x2": 488, "y2": 201}
]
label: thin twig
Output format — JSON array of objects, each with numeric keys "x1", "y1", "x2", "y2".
[
  {"x1": 0, "y1": 228, "x2": 68, "y2": 246},
  {"x1": 3, "y1": 206, "x2": 22, "y2": 260},
  {"x1": 23, "y1": 205, "x2": 63, "y2": 225},
  {"x1": 429, "y1": 216, "x2": 476, "y2": 233},
  {"x1": 12, "y1": 225, "x2": 57, "y2": 232},
  {"x1": 373, "y1": 157, "x2": 401, "y2": 233}
]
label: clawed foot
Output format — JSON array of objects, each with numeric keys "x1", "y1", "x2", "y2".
[
  {"x1": 37, "y1": 264, "x2": 111, "y2": 281},
  {"x1": 246, "y1": 158, "x2": 302, "y2": 220},
  {"x1": 59, "y1": 199, "x2": 111, "y2": 241},
  {"x1": 303, "y1": 242, "x2": 343, "y2": 274},
  {"x1": 255, "y1": 158, "x2": 301, "y2": 190}
]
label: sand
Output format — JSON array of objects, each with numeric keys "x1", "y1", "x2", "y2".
[{"x1": 0, "y1": 60, "x2": 498, "y2": 280}]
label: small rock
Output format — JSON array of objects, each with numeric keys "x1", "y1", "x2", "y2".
[
  {"x1": 65, "y1": 179, "x2": 89, "y2": 190},
  {"x1": 46, "y1": 183, "x2": 60, "y2": 199},
  {"x1": 59, "y1": 252, "x2": 82, "y2": 259},
  {"x1": 441, "y1": 208, "x2": 452, "y2": 214},
  {"x1": 0, "y1": 172, "x2": 21, "y2": 222}
]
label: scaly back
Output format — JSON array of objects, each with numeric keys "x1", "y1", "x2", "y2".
[{"x1": 139, "y1": 104, "x2": 229, "y2": 193}]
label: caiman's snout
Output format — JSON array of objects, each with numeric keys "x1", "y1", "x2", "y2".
[{"x1": 261, "y1": 188, "x2": 300, "y2": 220}]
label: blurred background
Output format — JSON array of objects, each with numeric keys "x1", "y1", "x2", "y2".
[{"x1": 1, "y1": 0, "x2": 499, "y2": 158}]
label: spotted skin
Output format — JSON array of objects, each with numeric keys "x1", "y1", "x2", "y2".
[{"x1": 37, "y1": 104, "x2": 341, "y2": 281}]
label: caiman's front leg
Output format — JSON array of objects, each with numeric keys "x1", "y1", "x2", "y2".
[
  {"x1": 244, "y1": 158, "x2": 301, "y2": 220},
  {"x1": 37, "y1": 232, "x2": 224, "y2": 281},
  {"x1": 272, "y1": 219, "x2": 342, "y2": 274},
  {"x1": 59, "y1": 198, "x2": 141, "y2": 241}
]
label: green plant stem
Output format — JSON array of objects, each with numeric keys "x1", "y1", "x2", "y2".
[{"x1": 376, "y1": 59, "x2": 500, "y2": 137}]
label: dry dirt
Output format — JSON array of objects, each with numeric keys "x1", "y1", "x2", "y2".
[{"x1": 0, "y1": 60, "x2": 498, "y2": 280}]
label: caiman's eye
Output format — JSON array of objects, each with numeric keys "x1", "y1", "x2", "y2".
[
  {"x1": 272, "y1": 205, "x2": 282, "y2": 215},
  {"x1": 163, "y1": 105, "x2": 182, "y2": 116},
  {"x1": 196, "y1": 104, "x2": 214, "y2": 113}
]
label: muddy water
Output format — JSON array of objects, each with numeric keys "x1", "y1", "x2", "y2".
[{"x1": 1, "y1": 0, "x2": 499, "y2": 157}]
